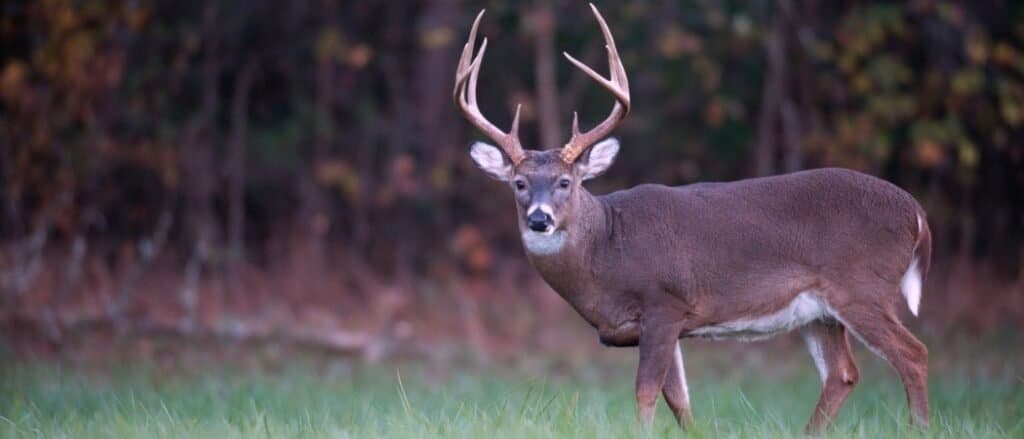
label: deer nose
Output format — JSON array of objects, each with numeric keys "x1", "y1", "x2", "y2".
[{"x1": 527, "y1": 210, "x2": 553, "y2": 232}]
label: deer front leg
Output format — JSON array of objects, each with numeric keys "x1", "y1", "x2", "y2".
[
  {"x1": 635, "y1": 320, "x2": 684, "y2": 431},
  {"x1": 662, "y1": 341, "x2": 694, "y2": 426}
]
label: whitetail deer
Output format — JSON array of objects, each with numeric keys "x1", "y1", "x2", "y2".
[{"x1": 456, "y1": 4, "x2": 931, "y2": 434}]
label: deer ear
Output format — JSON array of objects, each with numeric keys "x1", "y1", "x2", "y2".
[
  {"x1": 469, "y1": 142, "x2": 513, "y2": 181},
  {"x1": 576, "y1": 138, "x2": 620, "y2": 180}
]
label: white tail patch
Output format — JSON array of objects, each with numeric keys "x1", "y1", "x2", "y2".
[
  {"x1": 900, "y1": 258, "x2": 922, "y2": 316},
  {"x1": 900, "y1": 213, "x2": 924, "y2": 316}
]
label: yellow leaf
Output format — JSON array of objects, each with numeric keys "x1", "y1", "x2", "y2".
[
  {"x1": 914, "y1": 140, "x2": 944, "y2": 168},
  {"x1": 127, "y1": 8, "x2": 149, "y2": 31},
  {"x1": 429, "y1": 165, "x2": 451, "y2": 191},
  {"x1": 813, "y1": 42, "x2": 835, "y2": 61},
  {"x1": 315, "y1": 159, "x2": 361, "y2": 201},
  {"x1": 951, "y1": 69, "x2": 983, "y2": 96},
  {"x1": 704, "y1": 99, "x2": 725, "y2": 127},
  {"x1": 838, "y1": 52, "x2": 859, "y2": 74},
  {"x1": 993, "y1": 42, "x2": 1019, "y2": 67},
  {"x1": 0, "y1": 60, "x2": 27, "y2": 100},
  {"x1": 345, "y1": 44, "x2": 373, "y2": 69},
  {"x1": 853, "y1": 73, "x2": 872, "y2": 94},
  {"x1": 965, "y1": 30, "x2": 989, "y2": 65},
  {"x1": 316, "y1": 27, "x2": 344, "y2": 62},
  {"x1": 1001, "y1": 101, "x2": 1022, "y2": 127},
  {"x1": 958, "y1": 142, "x2": 979, "y2": 169},
  {"x1": 65, "y1": 30, "x2": 96, "y2": 66},
  {"x1": 691, "y1": 56, "x2": 720, "y2": 92},
  {"x1": 658, "y1": 26, "x2": 701, "y2": 59},
  {"x1": 420, "y1": 26, "x2": 454, "y2": 50}
]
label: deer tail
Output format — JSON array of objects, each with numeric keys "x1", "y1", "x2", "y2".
[{"x1": 900, "y1": 212, "x2": 931, "y2": 317}]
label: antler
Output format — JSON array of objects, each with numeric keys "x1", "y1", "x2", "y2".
[
  {"x1": 560, "y1": 3, "x2": 630, "y2": 164},
  {"x1": 454, "y1": 10, "x2": 527, "y2": 165}
]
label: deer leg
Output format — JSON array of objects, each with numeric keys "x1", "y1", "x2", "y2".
[
  {"x1": 838, "y1": 306, "x2": 929, "y2": 428},
  {"x1": 635, "y1": 321, "x2": 683, "y2": 431},
  {"x1": 662, "y1": 341, "x2": 694, "y2": 426},
  {"x1": 801, "y1": 321, "x2": 860, "y2": 435}
]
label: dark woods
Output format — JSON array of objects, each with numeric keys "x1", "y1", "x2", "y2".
[{"x1": 1, "y1": 1, "x2": 1022, "y2": 356}]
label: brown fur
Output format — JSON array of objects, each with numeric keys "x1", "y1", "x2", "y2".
[
  {"x1": 510, "y1": 154, "x2": 931, "y2": 432},
  {"x1": 457, "y1": 6, "x2": 928, "y2": 433}
]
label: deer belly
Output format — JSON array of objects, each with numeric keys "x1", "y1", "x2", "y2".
[
  {"x1": 687, "y1": 292, "x2": 830, "y2": 342},
  {"x1": 598, "y1": 321, "x2": 640, "y2": 347}
]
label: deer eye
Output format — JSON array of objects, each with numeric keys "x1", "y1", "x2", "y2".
[
  {"x1": 558, "y1": 178, "x2": 571, "y2": 189},
  {"x1": 514, "y1": 180, "x2": 527, "y2": 191}
]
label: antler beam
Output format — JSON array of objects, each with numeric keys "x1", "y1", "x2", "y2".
[
  {"x1": 560, "y1": 3, "x2": 631, "y2": 164},
  {"x1": 453, "y1": 10, "x2": 527, "y2": 165}
]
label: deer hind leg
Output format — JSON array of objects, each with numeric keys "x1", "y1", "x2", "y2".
[
  {"x1": 662, "y1": 341, "x2": 694, "y2": 426},
  {"x1": 801, "y1": 321, "x2": 860, "y2": 435},
  {"x1": 836, "y1": 304, "x2": 929, "y2": 428}
]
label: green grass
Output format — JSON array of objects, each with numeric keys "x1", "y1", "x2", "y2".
[{"x1": 0, "y1": 341, "x2": 1021, "y2": 438}]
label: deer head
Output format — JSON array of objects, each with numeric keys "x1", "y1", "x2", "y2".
[{"x1": 455, "y1": 4, "x2": 629, "y2": 237}]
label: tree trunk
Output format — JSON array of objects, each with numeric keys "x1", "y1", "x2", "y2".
[
  {"x1": 414, "y1": 0, "x2": 458, "y2": 155},
  {"x1": 224, "y1": 58, "x2": 256, "y2": 309},
  {"x1": 178, "y1": 3, "x2": 221, "y2": 332},
  {"x1": 411, "y1": 0, "x2": 458, "y2": 255},
  {"x1": 226, "y1": 60, "x2": 257, "y2": 265},
  {"x1": 754, "y1": 18, "x2": 784, "y2": 176},
  {"x1": 532, "y1": 2, "x2": 561, "y2": 149},
  {"x1": 756, "y1": 0, "x2": 806, "y2": 176},
  {"x1": 293, "y1": 0, "x2": 339, "y2": 300}
]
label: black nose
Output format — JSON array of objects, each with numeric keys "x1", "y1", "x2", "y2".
[{"x1": 527, "y1": 210, "x2": 552, "y2": 232}]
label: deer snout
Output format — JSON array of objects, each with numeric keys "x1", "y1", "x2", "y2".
[{"x1": 527, "y1": 209, "x2": 553, "y2": 232}]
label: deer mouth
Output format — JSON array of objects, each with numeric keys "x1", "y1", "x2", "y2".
[
  {"x1": 524, "y1": 219, "x2": 556, "y2": 235},
  {"x1": 528, "y1": 223, "x2": 554, "y2": 234}
]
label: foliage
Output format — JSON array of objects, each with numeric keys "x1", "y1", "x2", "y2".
[{"x1": 1, "y1": 1, "x2": 1023, "y2": 329}]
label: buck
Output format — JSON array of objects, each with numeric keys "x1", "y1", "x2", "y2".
[{"x1": 455, "y1": 5, "x2": 931, "y2": 434}]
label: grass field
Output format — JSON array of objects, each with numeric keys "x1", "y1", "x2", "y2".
[{"x1": 0, "y1": 337, "x2": 1021, "y2": 438}]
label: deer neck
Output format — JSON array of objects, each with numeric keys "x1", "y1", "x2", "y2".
[{"x1": 523, "y1": 189, "x2": 611, "y2": 317}]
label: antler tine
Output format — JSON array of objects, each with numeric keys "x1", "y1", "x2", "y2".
[
  {"x1": 453, "y1": 10, "x2": 484, "y2": 102},
  {"x1": 466, "y1": 38, "x2": 488, "y2": 107},
  {"x1": 593, "y1": 3, "x2": 629, "y2": 92},
  {"x1": 560, "y1": 3, "x2": 631, "y2": 164},
  {"x1": 453, "y1": 10, "x2": 526, "y2": 164}
]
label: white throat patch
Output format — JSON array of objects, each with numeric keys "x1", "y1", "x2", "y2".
[{"x1": 522, "y1": 230, "x2": 567, "y2": 255}]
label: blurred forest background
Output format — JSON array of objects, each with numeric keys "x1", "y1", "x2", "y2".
[{"x1": 2, "y1": 0, "x2": 1023, "y2": 362}]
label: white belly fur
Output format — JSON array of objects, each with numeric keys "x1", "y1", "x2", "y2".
[{"x1": 689, "y1": 292, "x2": 830, "y2": 341}]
